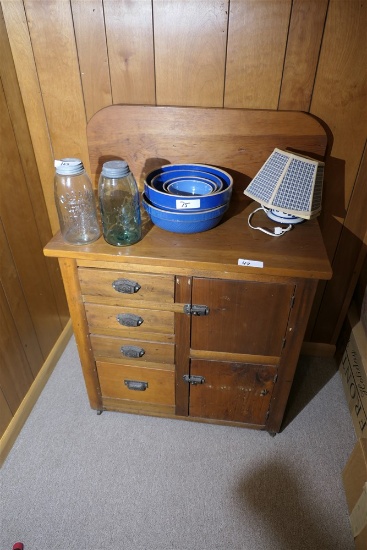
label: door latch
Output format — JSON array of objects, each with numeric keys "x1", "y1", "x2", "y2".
[
  {"x1": 183, "y1": 304, "x2": 210, "y2": 316},
  {"x1": 183, "y1": 374, "x2": 206, "y2": 385}
]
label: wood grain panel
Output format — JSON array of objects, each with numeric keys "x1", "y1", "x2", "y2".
[
  {"x1": 189, "y1": 360, "x2": 276, "y2": 425},
  {"x1": 23, "y1": 0, "x2": 90, "y2": 170},
  {"x1": 104, "y1": 0, "x2": 155, "y2": 105},
  {"x1": 225, "y1": 0, "x2": 291, "y2": 108},
  {"x1": 90, "y1": 334, "x2": 174, "y2": 366},
  {"x1": 310, "y1": 0, "x2": 367, "y2": 255},
  {"x1": 87, "y1": 106, "x2": 327, "y2": 191},
  {"x1": 0, "y1": 9, "x2": 69, "y2": 328},
  {"x1": 174, "y1": 276, "x2": 191, "y2": 416},
  {"x1": 0, "y1": 220, "x2": 43, "y2": 377},
  {"x1": 1, "y1": 1, "x2": 57, "y2": 232},
  {"x1": 71, "y1": 0, "x2": 112, "y2": 121},
  {"x1": 97, "y1": 361, "x2": 175, "y2": 405},
  {"x1": 0, "y1": 284, "x2": 34, "y2": 415},
  {"x1": 45, "y1": 213, "x2": 332, "y2": 281},
  {"x1": 267, "y1": 279, "x2": 318, "y2": 432},
  {"x1": 0, "y1": 12, "x2": 52, "y2": 249},
  {"x1": 191, "y1": 278, "x2": 294, "y2": 356},
  {"x1": 0, "y1": 82, "x2": 62, "y2": 358},
  {"x1": 154, "y1": 0, "x2": 228, "y2": 107},
  {"x1": 279, "y1": 0, "x2": 328, "y2": 111},
  {"x1": 59, "y1": 258, "x2": 102, "y2": 410},
  {"x1": 85, "y1": 303, "x2": 174, "y2": 335},
  {"x1": 101, "y1": 395, "x2": 175, "y2": 417},
  {"x1": 78, "y1": 268, "x2": 174, "y2": 304},
  {"x1": 313, "y1": 143, "x2": 367, "y2": 344}
]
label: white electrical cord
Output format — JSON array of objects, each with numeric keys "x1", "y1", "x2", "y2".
[{"x1": 248, "y1": 206, "x2": 293, "y2": 237}]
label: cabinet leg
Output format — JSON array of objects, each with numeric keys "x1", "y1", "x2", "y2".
[{"x1": 96, "y1": 410, "x2": 103, "y2": 415}]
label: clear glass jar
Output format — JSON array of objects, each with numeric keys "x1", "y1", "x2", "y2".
[
  {"x1": 98, "y1": 160, "x2": 142, "y2": 246},
  {"x1": 54, "y1": 158, "x2": 101, "y2": 245}
]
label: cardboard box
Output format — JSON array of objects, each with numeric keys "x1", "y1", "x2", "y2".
[
  {"x1": 342, "y1": 438, "x2": 367, "y2": 549},
  {"x1": 339, "y1": 303, "x2": 367, "y2": 438}
]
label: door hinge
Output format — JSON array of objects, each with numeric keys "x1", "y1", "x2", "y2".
[
  {"x1": 183, "y1": 304, "x2": 210, "y2": 316},
  {"x1": 183, "y1": 374, "x2": 206, "y2": 385},
  {"x1": 290, "y1": 294, "x2": 295, "y2": 309}
]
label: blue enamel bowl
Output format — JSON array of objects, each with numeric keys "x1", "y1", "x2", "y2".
[
  {"x1": 165, "y1": 178, "x2": 215, "y2": 196},
  {"x1": 151, "y1": 169, "x2": 223, "y2": 193},
  {"x1": 144, "y1": 164, "x2": 232, "y2": 212},
  {"x1": 142, "y1": 194, "x2": 228, "y2": 234}
]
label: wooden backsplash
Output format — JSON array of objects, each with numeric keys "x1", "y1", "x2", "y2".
[{"x1": 2, "y1": 0, "x2": 366, "y2": 349}]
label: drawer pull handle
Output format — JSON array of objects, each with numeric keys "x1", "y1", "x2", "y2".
[
  {"x1": 112, "y1": 278, "x2": 141, "y2": 294},
  {"x1": 117, "y1": 313, "x2": 144, "y2": 327},
  {"x1": 121, "y1": 345, "x2": 145, "y2": 358},
  {"x1": 124, "y1": 379, "x2": 148, "y2": 391}
]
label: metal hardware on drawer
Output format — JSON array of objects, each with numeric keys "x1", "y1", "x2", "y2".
[
  {"x1": 260, "y1": 389, "x2": 269, "y2": 396},
  {"x1": 183, "y1": 304, "x2": 210, "y2": 316},
  {"x1": 183, "y1": 374, "x2": 205, "y2": 385},
  {"x1": 116, "y1": 313, "x2": 144, "y2": 327},
  {"x1": 112, "y1": 278, "x2": 141, "y2": 294},
  {"x1": 120, "y1": 345, "x2": 145, "y2": 358},
  {"x1": 124, "y1": 379, "x2": 148, "y2": 391}
]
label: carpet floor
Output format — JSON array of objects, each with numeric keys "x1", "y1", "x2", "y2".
[{"x1": 0, "y1": 335, "x2": 357, "y2": 550}]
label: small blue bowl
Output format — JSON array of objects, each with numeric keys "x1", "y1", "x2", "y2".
[
  {"x1": 151, "y1": 170, "x2": 223, "y2": 193},
  {"x1": 145, "y1": 164, "x2": 232, "y2": 212},
  {"x1": 166, "y1": 178, "x2": 214, "y2": 196},
  {"x1": 142, "y1": 194, "x2": 228, "y2": 234}
]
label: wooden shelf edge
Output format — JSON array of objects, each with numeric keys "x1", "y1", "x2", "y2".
[{"x1": 0, "y1": 319, "x2": 73, "y2": 467}]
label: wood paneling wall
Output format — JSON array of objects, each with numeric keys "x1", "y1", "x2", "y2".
[
  {"x1": 0, "y1": 4, "x2": 68, "y2": 437},
  {"x1": 1, "y1": 1, "x2": 366, "y2": 368}
]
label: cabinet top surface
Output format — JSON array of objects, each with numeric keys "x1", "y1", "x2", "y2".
[
  {"x1": 45, "y1": 106, "x2": 331, "y2": 280},
  {"x1": 44, "y1": 202, "x2": 332, "y2": 280}
]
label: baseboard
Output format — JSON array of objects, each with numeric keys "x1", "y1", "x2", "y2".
[
  {"x1": 301, "y1": 341, "x2": 336, "y2": 357},
  {"x1": 0, "y1": 319, "x2": 73, "y2": 467}
]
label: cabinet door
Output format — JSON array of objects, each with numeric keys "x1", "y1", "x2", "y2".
[
  {"x1": 191, "y1": 278, "x2": 295, "y2": 356},
  {"x1": 189, "y1": 360, "x2": 276, "y2": 425}
]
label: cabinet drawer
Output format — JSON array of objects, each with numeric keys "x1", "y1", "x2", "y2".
[
  {"x1": 188, "y1": 360, "x2": 277, "y2": 426},
  {"x1": 97, "y1": 361, "x2": 175, "y2": 406},
  {"x1": 90, "y1": 334, "x2": 174, "y2": 365},
  {"x1": 85, "y1": 303, "x2": 174, "y2": 335},
  {"x1": 79, "y1": 268, "x2": 174, "y2": 304}
]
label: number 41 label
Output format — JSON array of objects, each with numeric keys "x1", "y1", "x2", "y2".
[{"x1": 238, "y1": 259, "x2": 264, "y2": 268}]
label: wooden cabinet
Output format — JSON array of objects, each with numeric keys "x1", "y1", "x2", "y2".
[
  {"x1": 43, "y1": 105, "x2": 332, "y2": 433},
  {"x1": 44, "y1": 200, "x2": 332, "y2": 433}
]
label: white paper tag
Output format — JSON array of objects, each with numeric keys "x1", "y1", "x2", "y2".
[
  {"x1": 350, "y1": 482, "x2": 367, "y2": 537},
  {"x1": 238, "y1": 259, "x2": 264, "y2": 268},
  {"x1": 176, "y1": 199, "x2": 201, "y2": 209}
]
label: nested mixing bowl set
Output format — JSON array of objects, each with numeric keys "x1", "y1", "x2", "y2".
[{"x1": 142, "y1": 163, "x2": 233, "y2": 234}]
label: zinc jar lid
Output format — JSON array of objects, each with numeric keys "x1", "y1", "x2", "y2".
[
  {"x1": 102, "y1": 160, "x2": 129, "y2": 178},
  {"x1": 54, "y1": 158, "x2": 84, "y2": 175}
]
